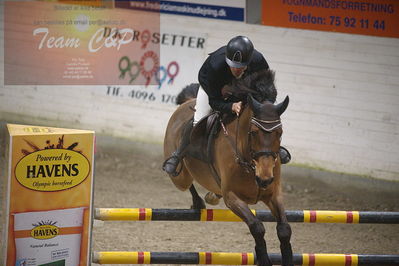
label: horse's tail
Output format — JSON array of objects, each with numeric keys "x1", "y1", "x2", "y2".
[{"x1": 176, "y1": 83, "x2": 199, "y2": 105}]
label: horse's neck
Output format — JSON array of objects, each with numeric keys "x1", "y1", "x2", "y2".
[{"x1": 226, "y1": 106, "x2": 252, "y2": 160}]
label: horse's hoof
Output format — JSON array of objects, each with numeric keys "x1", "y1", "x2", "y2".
[{"x1": 205, "y1": 192, "x2": 220, "y2": 205}]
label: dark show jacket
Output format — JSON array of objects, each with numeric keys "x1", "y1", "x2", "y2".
[{"x1": 198, "y1": 46, "x2": 269, "y2": 114}]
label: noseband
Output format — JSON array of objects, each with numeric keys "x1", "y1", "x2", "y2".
[{"x1": 252, "y1": 150, "x2": 278, "y2": 160}]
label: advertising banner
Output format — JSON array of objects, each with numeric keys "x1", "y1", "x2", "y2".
[
  {"x1": 57, "y1": 0, "x2": 112, "y2": 7},
  {"x1": 4, "y1": 1, "x2": 160, "y2": 85},
  {"x1": 262, "y1": 0, "x2": 399, "y2": 38},
  {"x1": 103, "y1": 28, "x2": 207, "y2": 106},
  {"x1": 116, "y1": 0, "x2": 245, "y2": 21},
  {"x1": 1, "y1": 124, "x2": 95, "y2": 266}
]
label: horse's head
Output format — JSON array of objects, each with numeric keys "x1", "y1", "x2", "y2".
[{"x1": 247, "y1": 94, "x2": 289, "y2": 189}]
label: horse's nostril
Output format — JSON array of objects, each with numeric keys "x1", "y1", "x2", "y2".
[{"x1": 255, "y1": 176, "x2": 274, "y2": 188}]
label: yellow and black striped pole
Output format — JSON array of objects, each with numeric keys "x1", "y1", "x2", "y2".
[
  {"x1": 95, "y1": 208, "x2": 399, "y2": 224},
  {"x1": 92, "y1": 251, "x2": 399, "y2": 265}
]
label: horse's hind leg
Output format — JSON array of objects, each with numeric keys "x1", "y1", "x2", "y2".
[
  {"x1": 224, "y1": 191, "x2": 272, "y2": 266},
  {"x1": 169, "y1": 165, "x2": 205, "y2": 209},
  {"x1": 169, "y1": 165, "x2": 193, "y2": 191},
  {"x1": 266, "y1": 197, "x2": 293, "y2": 266},
  {"x1": 189, "y1": 184, "x2": 206, "y2": 209}
]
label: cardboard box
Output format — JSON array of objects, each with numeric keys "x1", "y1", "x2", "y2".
[{"x1": 1, "y1": 124, "x2": 94, "y2": 266}]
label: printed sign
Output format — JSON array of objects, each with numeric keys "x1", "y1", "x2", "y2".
[
  {"x1": 116, "y1": 0, "x2": 245, "y2": 21},
  {"x1": 104, "y1": 28, "x2": 207, "y2": 105},
  {"x1": 4, "y1": 1, "x2": 160, "y2": 85},
  {"x1": 15, "y1": 149, "x2": 90, "y2": 191},
  {"x1": 262, "y1": 0, "x2": 399, "y2": 38},
  {"x1": 1, "y1": 124, "x2": 95, "y2": 266}
]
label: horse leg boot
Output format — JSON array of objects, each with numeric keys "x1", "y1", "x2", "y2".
[
  {"x1": 224, "y1": 192, "x2": 273, "y2": 266},
  {"x1": 163, "y1": 120, "x2": 193, "y2": 176},
  {"x1": 267, "y1": 198, "x2": 294, "y2": 266},
  {"x1": 277, "y1": 222, "x2": 293, "y2": 266}
]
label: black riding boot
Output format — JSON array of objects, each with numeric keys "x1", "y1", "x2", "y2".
[
  {"x1": 279, "y1": 146, "x2": 291, "y2": 164},
  {"x1": 163, "y1": 121, "x2": 193, "y2": 176}
]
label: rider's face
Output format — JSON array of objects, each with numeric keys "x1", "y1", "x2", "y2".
[{"x1": 230, "y1": 66, "x2": 247, "y2": 78}]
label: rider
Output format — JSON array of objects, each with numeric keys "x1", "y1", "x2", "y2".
[{"x1": 163, "y1": 36, "x2": 291, "y2": 176}]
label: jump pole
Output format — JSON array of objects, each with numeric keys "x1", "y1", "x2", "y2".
[
  {"x1": 92, "y1": 251, "x2": 399, "y2": 265},
  {"x1": 95, "y1": 208, "x2": 399, "y2": 224}
]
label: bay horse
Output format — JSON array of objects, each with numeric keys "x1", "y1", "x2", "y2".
[{"x1": 163, "y1": 69, "x2": 293, "y2": 266}]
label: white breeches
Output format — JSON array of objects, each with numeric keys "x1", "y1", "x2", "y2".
[{"x1": 193, "y1": 86, "x2": 212, "y2": 125}]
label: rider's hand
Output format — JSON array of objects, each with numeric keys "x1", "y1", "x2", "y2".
[{"x1": 232, "y1": 101, "x2": 242, "y2": 116}]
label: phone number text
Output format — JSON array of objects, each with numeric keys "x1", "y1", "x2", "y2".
[{"x1": 288, "y1": 12, "x2": 386, "y2": 30}]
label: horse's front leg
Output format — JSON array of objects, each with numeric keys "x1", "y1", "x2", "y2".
[
  {"x1": 224, "y1": 191, "x2": 272, "y2": 266},
  {"x1": 266, "y1": 196, "x2": 293, "y2": 266}
]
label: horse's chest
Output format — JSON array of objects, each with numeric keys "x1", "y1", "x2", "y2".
[
  {"x1": 232, "y1": 178, "x2": 276, "y2": 204},
  {"x1": 227, "y1": 175, "x2": 262, "y2": 204}
]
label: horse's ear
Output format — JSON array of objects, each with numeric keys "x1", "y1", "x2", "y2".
[
  {"x1": 247, "y1": 94, "x2": 262, "y2": 112},
  {"x1": 276, "y1": 95, "x2": 289, "y2": 116}
]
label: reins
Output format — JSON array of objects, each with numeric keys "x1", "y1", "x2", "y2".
[{"x1": 220, "y1": 115, "x2": 254, "y2": 173}]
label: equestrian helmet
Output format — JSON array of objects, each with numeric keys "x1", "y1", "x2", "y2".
[{"x1": 225, "y1": 36, "x2": 254, "y2": 68}]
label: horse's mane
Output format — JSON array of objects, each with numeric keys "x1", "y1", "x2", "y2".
[
  {"x1": 175, "y1": 69, "x2": 277, "y2": 106},
  {"x1": 230, "y1": 69, "x2": 277, "y2": 103}
]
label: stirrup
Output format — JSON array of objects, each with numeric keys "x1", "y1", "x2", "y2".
[{"x1": 162, "y1": 154, "x2": 183, "y2": 177}]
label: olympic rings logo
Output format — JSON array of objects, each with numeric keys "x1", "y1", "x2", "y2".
[{"x1": 119, "y1": 52, "x2": 179, "y2": 88}]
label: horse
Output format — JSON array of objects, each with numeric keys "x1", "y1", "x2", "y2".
[{"x1": 163, "y1": 69, "x2": 293, "y2": 266}]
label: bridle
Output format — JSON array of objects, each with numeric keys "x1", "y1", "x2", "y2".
[
  {"x1": 249, "y1": 117, "x2": 282, "y2": 161},
  {"x1": 221, "y1": 115, "x2": 282, "y2": 173}
]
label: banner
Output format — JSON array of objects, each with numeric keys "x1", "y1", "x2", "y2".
[
  {"x1": 4, "y1": 1, "x2": 160, "y2": 85},
  {"x1": 2, "y1": 124, "x2": 95, "y2": 266},
  {"x1": 116, "y1": 0, "x2": 245, "y2": 21},
  {"x1": 103, "y1": 29, "x2": 207, "y2": 105},
  {"x1": 262, "y1": 0, "x2": 399, "y2": 38}
]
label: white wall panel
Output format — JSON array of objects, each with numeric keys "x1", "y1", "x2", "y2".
[{"x1": 1, "y1": 2, "x2": 398, "y2": 181}]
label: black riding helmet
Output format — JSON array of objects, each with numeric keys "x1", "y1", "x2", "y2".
[{"x1": 225, "y1": 36, "x2": 254, "y2": 68}]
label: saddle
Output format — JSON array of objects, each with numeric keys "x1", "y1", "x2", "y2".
[
  {"x1": 186, "y1": 112, "x2": 236, "y2": 186},
  {"x1": 187, "y1": 111, "x2": 221, "y2": 164}
]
